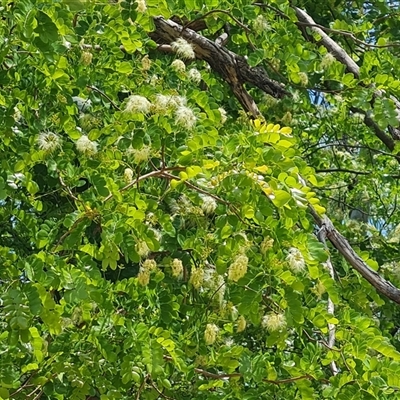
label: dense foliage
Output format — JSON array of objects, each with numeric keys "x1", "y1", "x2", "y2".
[{"x1": 1, "y1": 0, "x2": 400, "y2": 399}]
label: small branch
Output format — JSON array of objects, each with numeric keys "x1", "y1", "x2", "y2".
[
  {"x1": 293, "y1": 7, "x2": 360, "y2": 77},
  {"x1": 104, "y1": 169, "x2": 164, "y2": 202},
  {"x1": 58, "y1": 174, "x2": 79, "y2": 202},
  {"x1": 52, "y1": 216, "x2": 86, "y2": 251},
  {"x1": 303, "y1": 143, "x2": 397, "y2": 159},
  {"x1": 87, "y1": 85, "x2": 121, "y2": 111},
  {"x1": 316, "y1": 227, "x2": 339, "y2": 376},
  {"x1": 152, "y1": 16, "x2": 288, "y2": 117},
  {"x1": 136, "y1": 374, "x2": 150, "y2": 400},
  {"x1": 184, "y1": 9, "x2": 250, "y2": 33},
  {"x1": 150, "y1": 380, "x2": 174, "y2": 400},
  {"x1": 193, "y1": 366, "x2": 317, "y2": 384},
  {"x1": 161, "y1": 171, "x2": 248, "y2": 225},
  {"x1": 315, "y1": 168, "x2": 371, "y2": 175},
  {"x1": 309, "y1": 205, "x2": 400, "y2": 304},
  {"x1": 295, "y1": 21, "x2": 400, "y2": 49}
]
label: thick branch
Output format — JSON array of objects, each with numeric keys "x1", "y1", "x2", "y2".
[
  {"x1": 310, "y1": 206, "x2": 400, "y2": 304},
  {"x1": 293, "y1": 7, "x2": 400, "y2": 149},
  {"x1": 293, "y1": 7, "x2": 360, "y2": 77},
  {"x1": 151, "y1": 17, "x2": 288, "y2": 117}
]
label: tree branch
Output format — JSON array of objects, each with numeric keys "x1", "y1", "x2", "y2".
[
  {"x1": 152, "y1": 17, "x2": 288, "y2": 117},
  {"x1": 315, "y1": 168, "x2": 371, "y2": 175},
  {"x1": 310, "y1": 206, "x2": 400, "y2": 304}
]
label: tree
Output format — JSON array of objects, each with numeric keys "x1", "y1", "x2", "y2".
[{"x1": 1, "y1": 0, "x2": 400, "y2": 398}]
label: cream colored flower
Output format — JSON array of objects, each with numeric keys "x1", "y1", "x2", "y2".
[
  {"x1": 125, "y1": 95, "x2": 151, "y2": 114},
  {"x1": 171, "y1": 38, "x2": 195, "y2": 60},
  {"x1": 171, "y1": 59, "x2": 186, "y2": 73},
  {"x1": 124, "y1": 168, "x2": 134, "y2": 183},
  {"x1": 141, "y1": 55, "x2": 151, "y2": 71},
  {"x1": 320, "y1": 53, "x2": 335, "y2": 69},
  {"x1": 298, "y1": 72, "x2": 309, "y2": 86},
  {"x1": 260, "y1": 237, "x2": 274, "y2": 254},
  {"x1": 128, "y1": 145, "x2": 151, "y2": 164},
  {"x1": 175, "y1": 106, "x2": 196, "y2": 129},
  {"x1": 189, "y1": 267, "x2": 204, "y2": 289},
  {"x1": 262, "y1": 313, "x2": 287, "y2": 332},
  {"x1": 153, "y1": 94, "x2": 176, "y2": 114},
  {"x1": 188, "y1": 68, "x2": 201, "y2": 84},
  {"x1": 218, "y1": 107, "x2": 227, "y2": 124},
  {"x1": 204, "y1": 323, "x2": 219, "y2": 345},
  {"x1": 76, "y1": 135, "x2": 97, "y2": 156},
  {"x1": 286, "y1": 247, "x2": 306, "y2": 273},
  {"x1": 37, "y1": 132, "x2": 62, "y2": 153},
  {"x1": 237, "y1": 315, "x2": 246, "y2": 333},
  {"x1": 81, "y1": 51, "x2": 93, "y2": 66},
  {"x1": 228, "y1": 254, "x2": 248, "y2": 282},
  {"x1": 171, "y1": 258, "x2": 183, "y2": 277},
  {"x1": 201, "y1": 196, "x2": 217, "y2": 215},
  {"x1": 254, "y1": 15, "x2": 270, "y2": 32},
  {"x1": 136, "y1": 0, "x2": 147, "y2": 13},
  {"x1": 137, "y1": 268, "x2": 150, "y2": 286},
  {"x1": 142, "y1": 259, "x2": 157, "y2": 271},
  {"x1": 137, "y1": 240, "x2": 150, "y2": 258}
]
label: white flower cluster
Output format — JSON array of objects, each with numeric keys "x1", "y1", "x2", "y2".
[
  {"x1": 201, "y1": 195, "x2": 217, "y2": 215},
  {"x1": 320, "y1": 53, "x2": 335, "y2": 69},
  {"x1": 286, "y1": 247, "x2": 306, "y2": 273},
  {"x1": 136, "y1": 0, "x2": 146, "y2": 13},
  {"x1": 237, "y1": 315, "x2": 246, "y2": 333},
  {"x1": 175, "y1": 105, "x2": 197, "y2": 130},
  {"x1": 136, "y1": 240, "x2": 150, "y2": 258},
  {"x1": 171, "y1": 38, "x2": 195, "y2": 60},
  {"x1": 298, "y1": 72, "x2": 309, "y2": 86},
  {"x1": 171, "y1": 59, "x2": 186, "y2": 73},
  {"x1": 141, "y1": 55, "x2": 151, "y2": 71},
  {"x1": 218, "y1": 107, "x2": 227, "y2": 124},
  {"x1": 189, "y1": 266, "x2": 226, "y2": 304},
  {"x1": 137, "y1": 258, "x2": 157, "y2": 286},
  {"x1": 76, "y1": 135, "x2": 98, "y2": 156},
  {"x1": 262, "y1": 313, "x2": 287, "y2": 332},
  {"x1": 124, "y1": 168, "x2": 134, "y2": 183},
  {"x1": 37, "y1": 132, "x2": 62, "y2": 154},
  {"x1": 127, "y1": 145, "x2": 151, "y2": 164},
  {"x1": 124, "y1": 95, "x2": 151, "y2": 114},
  {"x1": 204, "y1": 323, "x2": 219, "y2": 345},
  {"x1": 254, "y1": 15, "x2": 270, "y2": 32},
  {"x1": 171, "y1": 258, "x2": 183, "y2": 278},
  {"x1": 188, "y1": 68, "x2": 201, "y2": 84},
  {"x1": 152, "y1": 94, "x2": 197, "y2": 130},
  {"x1": 260, "y1": 237, "x2": 274, "y2": 254},
  {"x1": 228, "y1": 254, "x2": 248, "y2": 282}
]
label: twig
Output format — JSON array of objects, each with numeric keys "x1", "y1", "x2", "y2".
[
  {"x1": 9, "y1": 373, "x2": 36, "y2": 397},
  {"x1": 315, "y1": 168, "x2": 370, "y2": 175},
  {"x1": 87, "y1": 85, "x2": 121, "y2": 111},
  {"x1": 58, "y1": 174, "x2": 79, "y2": 202},
  {"x1": 161, "y1": 171, "x2": 248, "y2": 225},
  {"x1": 184, "y1": 9, "x2": 250, "y2": 33},
  {"x1": 317, "y1": 226, "x2": 339, "y2": 376},
  {"x1": 104, "y1": 169, "x2": 164, "y2": 202},
  {"x1": 150, "y1": 380, "x2": 174, "y2": 400},
  {"x1": 295, "y1": 21, "x2": 400, "y2": 49},
  {"x1": 32, "y1": 390, "x2": 43, "y2": 400},
  {"x1": 136, "y1": 374, "x2": 150, "y2": 400},
  {"x1": 52, "y1": 216, "x2": 86, "y2": 251}
]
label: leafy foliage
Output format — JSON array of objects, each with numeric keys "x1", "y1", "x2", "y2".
[{"x1": 1, "y1": 0, "x2": 400, "y2": 399}]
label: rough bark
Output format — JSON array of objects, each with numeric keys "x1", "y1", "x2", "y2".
[
  {"x1": 311, "y1": 206, "x2": 400, "y2": 304},
  {"x1": 151, "y1": 15, "x2": 400, "y2": 304},
  {"x1": 293, "y1": 7, "x2": 400, "y2": 147},
  {"x1": 151, "y1": 17, "x2": 288, "y2": 117}
]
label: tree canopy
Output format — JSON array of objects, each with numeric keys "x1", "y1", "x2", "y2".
[{"x1": 1, "y1": 0, "x2": 400, "y2": 399}]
